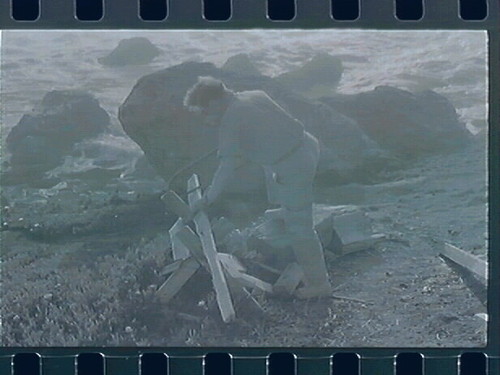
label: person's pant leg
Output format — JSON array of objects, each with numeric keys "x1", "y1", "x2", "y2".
[{"x1": 283, "y1": 205, "x2": 331, "y2": 292}]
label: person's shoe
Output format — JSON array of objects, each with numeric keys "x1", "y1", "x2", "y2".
[{"x1": 295, "y1": 282, "x2": 332, "y2": 299}]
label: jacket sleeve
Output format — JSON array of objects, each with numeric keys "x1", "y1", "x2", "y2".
[
  {"x1": 217, "y1": 103, "x2": 243, "y2": 159},
  {"x1": 204, "y1": 156, "x2": 242, "y2": 204}
]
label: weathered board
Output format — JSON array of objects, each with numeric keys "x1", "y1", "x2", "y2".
[
  {"x1": 157, "y1": 257, "x2": 200, "y2": 303},
  {"x1": 160, "y1": 259, "x2": 183, "y2": 276},
  {"x1": 187, "y1": 174, "x2": 235, "y2": 323},
  {"x1": 169, "y1": 218, "x2": 191, "y2": 261},
  {"x1": 219, "y1": 253, "x2": 274, "y2": 293},
  {"x1": 175, "y1": 225, "x2": 207, "y2": 266},
  {"x1": 273, "y1": 262, "x2": 304, "y2": 295},
  {"x1": 441, "y1": 243, "x2": 488, "y2": 285}
]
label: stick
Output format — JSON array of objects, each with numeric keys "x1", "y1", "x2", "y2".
[{"x1": 330, "y1": 294, "x2": 371, "y2": 305}]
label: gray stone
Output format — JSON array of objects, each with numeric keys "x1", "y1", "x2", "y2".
[
  {"x1": 221, "y1": 54, "x2": 262, "y2": 77},
  {"x1": 118, "y1": 61, "x2": 383, "y2": 193},
  {"x1": 98, "y1": 37, "x2": 161, "y2": 66},
  {"x1": 5, "y1": 90, "x2": 110, "y2": 185},
  {"x1": 321, "y1": 86, "x2": 471, "y2": 158},
  {"x1": 275, "y1": 53, "x2": 343, "y2": 95}
]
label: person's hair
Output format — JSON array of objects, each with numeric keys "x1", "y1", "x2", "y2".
[{"x1": 184, "y1": 76, "x2": 228, "y2": 110}]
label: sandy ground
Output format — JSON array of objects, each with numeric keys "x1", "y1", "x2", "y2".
[{"x1": 0, "y1": 135, "x2": 487, "y2": 347}]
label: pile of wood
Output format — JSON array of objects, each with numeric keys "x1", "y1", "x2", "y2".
[{"x1": 156, "y1": 174, "x2": 385, "y2": 322}]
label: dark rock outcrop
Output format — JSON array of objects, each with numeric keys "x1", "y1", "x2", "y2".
[
  {"x1": 321, "y1": 86, "x2": 471, "y2": 158},
  {"x1": 98, "y1": 37, "x2": 161, "y2": 66},
  {"x1": 118, "y1": 58, "x2": 383, "y2": 193},
  {"x1": 5, "y1": 90, "x2": 110, "y2": 185},
  {"x1": 221, "y1": 53, "x2": 262, "y2": 77},
  {"x1": 275, "y1": 53, "x2": 343, "y2": 94}
]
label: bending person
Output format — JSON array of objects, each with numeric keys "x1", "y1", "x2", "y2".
[{"x1": 185, "y1": 76, "x2": 332, "y2": 299}]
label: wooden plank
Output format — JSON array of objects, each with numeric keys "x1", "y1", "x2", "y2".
[
  {"x1": 175, "y1": 225, "x2": 207, "y2": 266},
  {"x1": 333, "y1": 211, "x2": 373, "y2": 246},
  {"x1": 187, "y1": 174, "x2": 235, "y2": 323},
  {"x1": 218, "y1": 253, "x2": 246, "y2": 273},
  {"x1": 273, "y1": 262, "x2": 304, "y2": 295},
  {"x1": 342, "y1": 233, "x2": 386, "y2": 254},
  {"x1": 219, "y1": 253, "x2": 274, "y2": 293},
  {"x1": 224, "y1": 270, "x2": 265, "y2": 317},
  {"x1": 156, "y1": 257, "x2": 200, "y2": 303},
  {"x1": 441, "y1": 243, "x2": 488, "y2": 284},
  {"x1": 314, "y1": 213, "x2": 335, "y2": 250},
  {"x1": 160, "y1": 259, "x2": 183, "y2": 276},
  {"x1": 169, "y1": 218, "x2": 190, "y2": 261}
]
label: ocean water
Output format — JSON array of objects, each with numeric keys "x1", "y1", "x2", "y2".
[{"x1": 0, "y1": 30, "x2": 488, "y2": 158}]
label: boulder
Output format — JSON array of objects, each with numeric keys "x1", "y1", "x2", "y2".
[
  {"x1": 5, "y1": 90, "x2": 110, "y2": 185},
  {"x1": 321, "y1": 86, "x2": 471, "y2": 158},
  {"x1": 98, "y1": 37, "x2": 161, "y2": 66},
  {"x1": 44, "y1": 134, "x2": 163, "y2": 193},
  {"x1": 275, "y1": 53, "x2": 343, "y2": 96},
  {"x1": 221, "y1": 53, "x2": 262, "y2": 77},
  {"x1": 118, "y1": 59, "x2": 384, "y2": 194}
]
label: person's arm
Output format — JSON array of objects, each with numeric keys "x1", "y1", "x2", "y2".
[
  {"x1": 189, "y1": 156, "x2": 242, "y2": 218},
  {"x1": 204, "y1": 156, "x2": 242, "y2": 205}
]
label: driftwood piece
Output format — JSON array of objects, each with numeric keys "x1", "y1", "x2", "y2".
[
  {"x1": 157, "y1": 257, "x2": 200, "y2": 303},
  {"x1": 160, "y1": 259, "x2": 183, "y2": 276},
  {"x1": 441, "y1": 243, "x2": 488, "y2": 285},
  {"x1": 273, "y1": 262, "x2": 304, "y2": 295},
  {"x1": 219, "y1": 253, "x2": 273, "y2": 293},
  {"x1": 255, "y1": 205, "x2": 381, "y2": 255},
  {"x1": 332, "y1": 211, "x2": 372, "y2": 245},
  {"x1": 175, "y1": 225, "x2": 207, "y2": 266},
  {"x1": 342, "y1": 233, "x2": 386, "y2": 255},
  {"x1": 224, "y1": 271, "x2": 265, "y2": 318},
  {"x1": 187, "y1": 174, "x2": 235, "y2": 323},
  {"x1": 169, "y1": 218, "x2": 190, "y2": 261}
]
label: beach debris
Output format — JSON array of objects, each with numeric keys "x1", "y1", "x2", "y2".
[
  {"x1": 273, "y1": 262, "x2": 304, "y2": 295},
  {"x1": 251, "y1": 205, "x2": 385, "y2": 256},
  {"x1": 157, "y1": 257, "x2": 200, "y2": 303},
  {"x1": 331, "y1": 211, "x2": 386, "y2": 255},
  {"x1": 157, "y1": 177, "x2": 390, "y2": 320},
  {"x1": 440, "y1": 242, "x2": 487, "y2": 286}
]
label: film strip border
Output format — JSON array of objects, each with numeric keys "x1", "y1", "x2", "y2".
[
  {"x1": 0, "y1": 0, "x2": 498, "y2": 28},
  {"x1": 1, "y1": 1, "x2": 499, "y2": 375},
  {"x1": 0, "y1": 351, "x2": 497, "y2": 375}
]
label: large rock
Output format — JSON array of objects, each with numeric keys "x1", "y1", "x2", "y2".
[
  {"x1": 5, "y1": 90, "x2": 110, "y2": 185},
  {"x1": 221, "y1": 53, "x2": 262, "y2": 77},
  {"x1": 321, "y1": 86, "x2": 471, "y2": 158},
  {"x1": 118, "y1": 59, "x2": 383, "y2": 194},
  {"x1": 44, "y1": 134, "x2": 163, "y2": 193},
  {"x1": 98, "y1": 37, "x2": 161, "y2": 66},
  {"x1": 275, "y1": 53, "x2": 343, "y2": 96}
]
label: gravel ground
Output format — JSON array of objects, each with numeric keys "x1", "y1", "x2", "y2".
[{"x1": 0, "y1": 136, "x2": 488, "y2": 347}]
